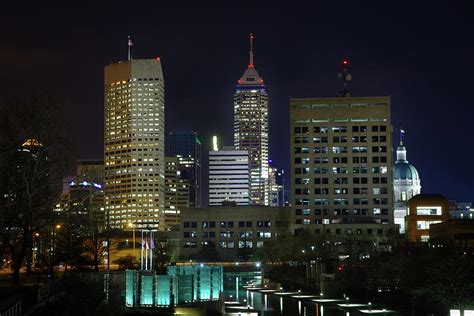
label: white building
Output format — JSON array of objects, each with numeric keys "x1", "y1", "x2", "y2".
[
  {"x1": 209, "y1": 146, "x2": 250, "y2": 206},
  {"x1": 234, "y1": 34, "x2": 269, "y2": 205},
  {"x1": 393, "y1": 135, "x2": 421, "y2": 233},
  {"x1": 104, "y1": 58, "x2": 165, "y2": 230}
]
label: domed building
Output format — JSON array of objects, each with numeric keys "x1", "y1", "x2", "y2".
[{"x1": 393, "y1": 133, "x2": 421, "y2": 233}]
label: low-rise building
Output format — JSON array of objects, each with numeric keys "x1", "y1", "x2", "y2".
[
  {"x1": 405, "y1": 194, "x2": 450, "y2": 242},
  {"x1": 179, "y1": 206, "x2": 290, "y2": 261},
  {"x1": 430, "y1": 219, "x2": 474, "y2": 251}
]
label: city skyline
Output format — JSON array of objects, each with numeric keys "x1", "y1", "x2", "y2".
[{"x1": 1, "y1": 4, "x2": 473, "y2": 203}]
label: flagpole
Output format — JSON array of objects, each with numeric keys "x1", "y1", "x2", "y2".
[
  {"x1": 145, "y1": 231, "x2": 148, "y2": 270},
  {"x1": 128, "y1": 36, "x2": 131, "y2": 61},
  {"x1": 140, "y1": 229, "x2": 143, "y2": 270},
  {"x1": 150, "y1": 231, "x2": 153, "y2": 271}
]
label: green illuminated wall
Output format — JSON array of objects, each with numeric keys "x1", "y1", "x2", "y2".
[{"x1": 125, "y1": 265, "x2": 223, "y2": 308}]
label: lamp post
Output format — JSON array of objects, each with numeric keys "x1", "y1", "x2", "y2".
[
  {"x1": 50, "y1": 224, "x2": 61, "y2": 277},
  {"x1": 128, "y1": 222, "x2": 136, "y2": 252}
]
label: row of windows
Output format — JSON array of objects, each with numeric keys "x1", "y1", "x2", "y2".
[
  {"x1": 183, "y1": 240, "x2": 264, "y2": 249},
  {"x1": 296, "y1": 156, "x2": 387, "y2": 164},
  {"x1": 183, "y1": 231, "x2": 272, "y2": 239},
  {"x1": 295, "y1": 208, "x2": 389, "y2": 216},
  {"x1": 296, "y1": 177, "x2": 389, "y2": 185},
  {"x1": 295, "y1": 187, "x2": 388, "y2": 195},
  {"x1": 295, "y1": 136, "x2": 387, "y2": 143},
  {"x1": 295, "y1": 167, "x2": 388, "y2": 174},
  {"x1": 295, "y1": 125, "x2": 387, "y2": 134},
  {"x1": 183, "y1": 221, "x2": 271, "y2": 228},
  {"x1": 295, "y1": 146, "x2": 387, "y2": 154},
  {"x1": 295, "y1": 198, "x2": 389, "y2": 206}
]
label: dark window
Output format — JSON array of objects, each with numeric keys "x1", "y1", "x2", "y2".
[
  {"x1": 209, "y1": 222, "x2": 216, "y2": 228},
  {"x1": 184, "y1": 222, "x2": 190, "y2": 228},
  {"x1": 246, "y1": 221, "x2": 252, "y2": 227},
  {"x1": 183, "y1": 232, "x2": 190, "y2": 238},
  {"x1": 239, "y1": 221, "x2": 245, "y2": 228},
  {"x1": 191, "y1": 222, "x2": 197, "y2": 228}
]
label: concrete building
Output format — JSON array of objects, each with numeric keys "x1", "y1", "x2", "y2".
[
  {"x1": 54, "y1": 160, "x2": 105, "y2": 224},
  {"x1": 449, "y1": 201, "x2": 474, "y2": 219},
  {"x1": 406, "y1": 194, "x2": 450, "y2": 242},
  {"x1": 430, "y1": 219, "x2": 474, "y2": 251},
  {"x1": 166, "y1": 130, "x2": 202, "y2": 208},
  {"x1": 234, "y1": 34, "x2": 269, "y2": 205},
  {"x1": 292, "y1": 222, "x2": 399, "y2": 253},
  {"x1": 164, "y1": 156, "x2": 190, "y2": 230},
  {"x1": 209, "y1": 146, "x2": 250, "y2": 206},
  {"x1": 290, "y1": 96, "x2": 394, "y2": 226},
  {"x1": 180, "y1": 206, "x2": 290, "y2": 261},
  {"x1": 267, "y1": 165, "x2": 284, "y2": 207},
  {"x1": 104, "y1": 58, "x2": 165, "y2": 230},
  {"x1": 393, "y1": 135, "x2": 421, "y2": 233}
]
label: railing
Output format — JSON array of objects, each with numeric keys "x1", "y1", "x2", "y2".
[{"x1": 0, "y1": 301, "x2": 21, "y2": 316}]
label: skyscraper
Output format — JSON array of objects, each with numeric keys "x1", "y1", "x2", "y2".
[
  {"x1": 209, "y1": 146, "x2": 250, "y2": 206},
  {"x1": 290, "y1": 96, "x2": 394, "y2": 225},
  {"x1": 104, "y1": 58, "x2": 165, "y2": 230},
  {"x1": 166, "y1": 130, "x2": 202, "y2": 207},
  {"x1": 164, "y1": 156, "x2": 190, "y2": 230},
  {"x1": 234, "y1": 33, "x2": 269, "y2": 205}
]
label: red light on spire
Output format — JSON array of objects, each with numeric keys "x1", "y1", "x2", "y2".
[
  {"x1": 156, "y1": 56, "x2": 160, "y2": 61},
  {"x1": 342, "y1": 59, "x2": 349, "y2": 66}
]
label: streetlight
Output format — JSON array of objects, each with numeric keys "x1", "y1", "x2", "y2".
[
  {"x1": 50, "y1": 223, "x2": 61, "y2": 277},
  {"x1": 128, "y1": 222, "x2": 136, "y2": 252}
]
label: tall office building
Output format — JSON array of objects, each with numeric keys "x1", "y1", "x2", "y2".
[
  {"x1": 164, "y1": 156, "x2": 190, "y2": 230},
  {"x1": 104, "y1": 58, "x2": 165, "y2": 230},
  {"x1": 209, "y1": 146, "x2": 250, "y2": 206},
  {"x1": 267, "y1": 165, "x2": 284, "y2": 207},
  {"x1": 290, "y1": 96, "x2": 394, "y2": 225},
  {"x1": 166, "y1": 130, "x2": 202, "y2": 207},
  {"x1": 234, "y1": 34, "x2": 269, "y2": 205}
]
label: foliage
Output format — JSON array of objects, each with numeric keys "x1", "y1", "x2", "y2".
[
  {"x1": 0, "y1": 92, "x2": 73, "y2": 282},
  {"x1": 113, "y1": 255, "x2": 137, "y2": 270},
  {"x1": 32, "y1": 274, "x2": 106, "y2": 316},
  {"x1": 192, "y1": 241, "x2": 220, "y2": 262}
]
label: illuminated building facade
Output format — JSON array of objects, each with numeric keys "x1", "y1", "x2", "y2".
[
  {"x1": 166, "y1": 130, "x2": 201, "y2": 207},
  {"x1": 180, "y1": 206, "x2": 290, "y2": 261},
  {"x1": 164, "y1": 156, "x2": 190, "y2": 230},
  {"x1": 393, "y1": 136, "x2": 421, "y2": 233},
  {"x1": 406, "y1": 194, "x2": 450, "y2": 242},
  {"x1": 290, "y1": 96, "x2": 394, "y2": 226},
  {"x1": 267, "y1": 165, "x2": 284, "y2": 207},
  {"x1": 104, "y1": 59, "x2": 165, "y2": 230},
  {"x1": 209, "y1": 146, "x2": 250, "y2": 206},
  {"x1": 234, "y1": 34, "x2": 269, "y2": 205},
  {"x1": 54, "y1": 160, "x2": 105, "y2": 225}
]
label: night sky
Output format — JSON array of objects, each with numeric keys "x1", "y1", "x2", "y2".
[{"x1": 1, "y1": 3, "x2": 473, "y2": 205}]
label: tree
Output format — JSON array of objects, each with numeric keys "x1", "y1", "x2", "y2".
[
  {"x1": 113, "y1": 255, "x2": 137, "y2": 270},
  {"x1": 0, "y1": 92, "x2": 73, "y2": 282}
]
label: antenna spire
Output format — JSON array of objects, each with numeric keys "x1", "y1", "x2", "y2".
[
  {"x1": 127, "y1": 36, "x2": 134, "y2": 61},
  {"x1": 249, "y1": 33, "x2": 254, "y2": 67},
  {"x1": 338, "y1": 59, "x2": 352, "y2": 97},
  {"x1": 400, "y1": 129, "x2": 405, "y2": 145}
]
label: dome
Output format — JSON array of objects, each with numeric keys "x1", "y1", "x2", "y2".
[
  {"x1": 393, "y1": 143, "x2": 420, "y2": 181},
  {"x1": 394, "y1": 161, "x2": 420, "y2": 181}
]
